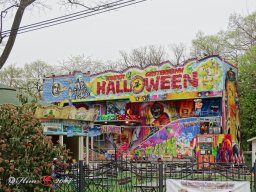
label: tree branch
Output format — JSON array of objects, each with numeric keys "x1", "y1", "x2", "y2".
[
  {"x1": 67, "y1": 0, "x2": 95, "y2": 10},
  {"x1": 0, "y1": 6, "x2": 26, "y2": 69},
  {"x1": 0, "y1": 0, "x2": 37, "y2": 69},
  {"x1": 234, "y1": 19, "x2": 256, "y2": 42},
  {"x1": 0, "y1": 4, "x2": 19, "y2": 43}
]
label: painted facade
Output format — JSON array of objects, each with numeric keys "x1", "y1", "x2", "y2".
[{"x1": 42, "y1": 56, "x2": 240, "y2": 160}]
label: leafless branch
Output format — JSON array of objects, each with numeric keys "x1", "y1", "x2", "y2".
[
  {"x1": 67, "y1": 0, "x2": 94, "y2": 10},
  {"x1": 169, "y1": 43, "x2": 187, "y2": 65}
]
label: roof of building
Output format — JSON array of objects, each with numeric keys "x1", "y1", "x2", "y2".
[
  {"x1": 247, "y1": 137, "x2": 256, "y2": 142},
  {"x1": 0, "y1": 84, "x2": 21, "y2": 106}
]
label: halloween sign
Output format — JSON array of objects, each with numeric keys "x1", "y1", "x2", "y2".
[{"x1": 43, "y1": 56, "x2": 224, "y2": 103}]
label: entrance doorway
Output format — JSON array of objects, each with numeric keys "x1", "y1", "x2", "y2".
[{"x1": 63, "y1": 136, "x2": 79, "y2": 160}]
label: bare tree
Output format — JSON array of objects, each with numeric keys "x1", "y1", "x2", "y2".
[
  {"x1": 57, "y1": 54, "x2": 107, "y2": 75},
  {"x1": 169, "y1": 43, "x2": 188, "y2": 65},
  {"x1": 117, "y1": 45, "x2": 167, "y2": 69}
]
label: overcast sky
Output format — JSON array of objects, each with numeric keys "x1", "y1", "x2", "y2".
[{"x1": 1, "y1": 0, "x2": 256, "y2": 68}]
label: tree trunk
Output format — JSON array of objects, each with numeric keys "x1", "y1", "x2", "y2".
[{"x1": 0, "y1": 6, "x2": 25, "y2": 69}]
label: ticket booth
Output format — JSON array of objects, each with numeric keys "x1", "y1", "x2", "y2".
[{"x1": 196, "y1": 134, "x2": 216, "y2": 169}]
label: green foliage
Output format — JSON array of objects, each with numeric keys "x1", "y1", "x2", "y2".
[
  {"x1": 0, "y1": 64, "x2": 23, "y2": 88},
  {"x1": 238, "y1": 47, "x2": 256, "y2": 150},
  {"x1": 228, "y1": 13, "x2": 256, "y2": 50},
  {"x1": 191, "y1": 11, "x2": 256, "y2": 64},
  {"x1": 0, "y1": 61, "x2": 54, "y2": 100},
  {"x1": 22, "y1": 60, "x2": 55, "y2": 99},
  {"x1": 0, "y1": 103, "x2": 68, "y2": 191},
  {"x1": 191, "y1": 31, "x2": 224, "y2": 57}
]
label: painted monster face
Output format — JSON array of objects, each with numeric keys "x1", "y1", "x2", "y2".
[{"x1": 151, "y1": 102, "x2": 164, "y2": 119}]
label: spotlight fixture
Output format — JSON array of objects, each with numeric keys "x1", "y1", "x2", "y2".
[
  {"x1": 198, "y1": 92, "x2": 202, "y2": 97},
  {"x1": 205, "y1": 92, "x2": 209, "y2": 97}
]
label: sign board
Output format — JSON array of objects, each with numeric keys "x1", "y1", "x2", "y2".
[
  {"x1": 41, "y1": 120, "x2": 87, "y2": 136},
  {"x1": 41, "y1": 122, "x2": 62, "y2": 133},
  {"x1": 166, "y1": 179, "x2": 250, "y2": 192},
  {"x1": 101, "y1": 125, "x2": 122, "y2": 134},
  {"x1": 43, "y1": 56, "x2": 225, "y2": 103}
]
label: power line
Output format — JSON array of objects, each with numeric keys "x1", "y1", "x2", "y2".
[
  {"x1": 2, "y1": 0, "x2": 128, "y2": 36},
  {"x1": 2, "y1": 0, "x2": 126, "y2": 35},
  {"x1": 1, "y1": 0, "x2": 148, "y2": 37}
]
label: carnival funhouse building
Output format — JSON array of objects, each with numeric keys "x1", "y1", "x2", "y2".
[{"x1": 41, "y1": 55, "x2": 241, "y2": 162}]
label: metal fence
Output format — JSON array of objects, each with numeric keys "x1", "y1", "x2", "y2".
[
  {"x1": 0, "y1": 159, "x2": 253, "y2": 191},
  {"x1": 54, "y1": 158, "x2": 256, "y2": 192}
]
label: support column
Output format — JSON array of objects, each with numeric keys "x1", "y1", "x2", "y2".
[
  {"x1": 78, "y1": 136, "x2": 84, "y2": 160},
  {"x1": 91, "y1": 137, "x2": 94, "y2": 161},
  {"x1": 59, "y1": 135, "x2": 64, "y2": 146},
  {"x1": 86, "y1": 135, "x2": 89, "y2": 165}
]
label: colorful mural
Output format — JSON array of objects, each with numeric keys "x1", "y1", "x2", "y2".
[
  {"x1": 89, "y1": 98, "x2": 222, "y2": 152},
  {"x1": 135, "y1": 117, "x2": 200, "y2": 158},
  {"x1": 45, "y1": 72, "x2": 91, "y2": 102},
  {"x1": 43, "y1": 57, "x2": 224, "y2": 103},
  {"x1": 215, "y1": 134, "x2": 233, "y2": 163},
  {"x1": 223, "y1": 64, "x2": 241, "y2": 145},
  {"x1": 140, "y1": 101, "x2": 178, "y2": 126}
]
